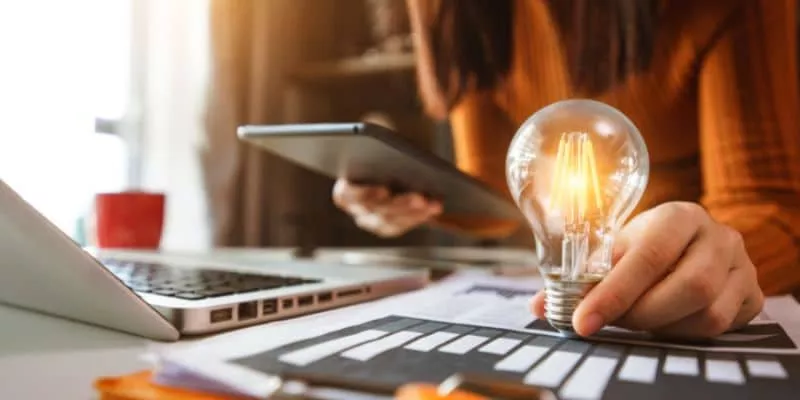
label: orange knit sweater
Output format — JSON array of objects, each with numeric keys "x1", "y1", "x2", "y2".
[{"x1": 411, "y1": 0, "x2": 800, "y2": 295}]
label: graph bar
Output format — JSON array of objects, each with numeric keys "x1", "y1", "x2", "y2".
[
  {"x1": 340, "y1": 331, "x2": 422, "y2": 361},
  {"x1": 524, "y1": 341, "x2": 589, "y2": 387},
  {"x1": 705, "y1": 355, "x2": 745, "y2": 385},
  {"x1": 560, "y1": 345, "x2": 623, "y2": 400},
  {"x1": 495, "y1": 344, "x2": 549, "y2": 372},
  {"x1": 663, "y1": 351, "x2": 700, "y2": 376},
  {"x1": 439, "y1": 335, "x2": 491, "y2": 354},
  {"x1": 279, "y1": 329, "x2": 387, "y2": 366},
  {"x1": 617, "y1": 348, "x2": 660, "y2": 384},
  {"x1": 744, "y1": 356, "x2": 789, "y2": 379},
  {"x1": 404, "y1": 332, "x2": 460, "y2": 352},
  {"x1": 479, "y1": 337, "x2": 523, "y2": 355}
]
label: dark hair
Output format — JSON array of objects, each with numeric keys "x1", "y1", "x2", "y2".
[
  {"x1": 428, "y1": 0, "x2": 513, "y2": 108},
  {"x1": 426, "y1": 0, "x2": 660, "y2": 109}
]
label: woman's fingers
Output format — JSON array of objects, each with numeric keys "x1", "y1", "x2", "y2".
[
  {"x1": 332, "y1": 179, "x2": 390, "y2": 214},
  {"x1": 376, "y1": 193, "x2": 441, "y2": 217},
  {"x1": 528, "y1": 201, "x2": 765, "y2": 339},
  {"x1": 729, "y1": 231, "x2": 765, "y2": 329},
  {"x1": 617, "y1": 223, "x2": 733, "y2": 331},
  {"x1": 636, "y1": 223, "x2": 762, "y2": 338},
  {"x1": 345, "y1": 188, "x2": 441, "y2": 238},
  {"x1": 529, "y1": 291, "x2": 546, "y2": 318},
  {"x1": 572, "y1": 203, "x2": 708, "y2": 336},
  {"x1": 652, "y1": 265, "x2": 749, "y2": 338}
]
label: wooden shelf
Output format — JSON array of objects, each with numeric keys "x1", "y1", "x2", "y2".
[{"x1": 288, "y1": 52, "x2": 416, "y2": 82}]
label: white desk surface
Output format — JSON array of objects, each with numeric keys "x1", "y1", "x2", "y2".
[
  {"x1": 0, "y1": 246, "x2": 537, "y2": 399},
  {"x1": 0, "y1": 304, "x2": 152, "y2": 399}
]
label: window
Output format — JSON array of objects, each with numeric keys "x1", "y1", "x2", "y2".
[
  {"x1": 93, "y1": 0, "x2": 132, "y2": 133},
  {"x1": 0, "y1": 0, "x2": 133, "y2": 241}
]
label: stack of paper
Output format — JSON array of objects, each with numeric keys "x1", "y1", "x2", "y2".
[{"x1": 151, "y1": 272, "x2": 800, "y2": 400}]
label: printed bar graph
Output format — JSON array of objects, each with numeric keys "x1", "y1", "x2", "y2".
[{"x1": 234, "y1": 315, "x2": 800, "y2": 400}]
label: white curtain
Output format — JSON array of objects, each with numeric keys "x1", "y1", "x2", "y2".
[{"x1": 134, "y1": 0, "x2": 212, "y2": 251}]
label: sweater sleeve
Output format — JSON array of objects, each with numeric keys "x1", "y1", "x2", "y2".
[
  {"x1": 697, "y1": 0, "x2": 800, "y2": 295},
  {"x1": 427, "y1": 90, "x2": 525, "y2": 239}
]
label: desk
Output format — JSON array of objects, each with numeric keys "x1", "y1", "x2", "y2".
[
  {"x1": 0, "y1": 246, "x2": 534, "y2": 399},
  {"x1": 0, "y1": 304, "x2": 150, "y2": 399}
]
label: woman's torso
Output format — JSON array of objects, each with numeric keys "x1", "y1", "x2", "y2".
[{"x1": 451, "y1": 0, "x2": 742, "y2": 216}]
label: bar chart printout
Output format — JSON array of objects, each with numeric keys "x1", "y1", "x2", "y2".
[
  {"x1": 158, "y1": 275, "x2": 800, "y2": 400},
  {"x1": 234, "y1": 315, "x2": 800, "y2": 400}
]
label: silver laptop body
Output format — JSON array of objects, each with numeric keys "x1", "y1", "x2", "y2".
[{"x1": 0, "y1": 179, "x2": 428, "y2": 341}]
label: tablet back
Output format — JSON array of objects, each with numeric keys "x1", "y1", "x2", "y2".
[{"x1": 237, "y1": 122, "x2": 524, "y2": 223}]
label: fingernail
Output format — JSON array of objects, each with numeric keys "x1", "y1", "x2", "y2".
[{"x1": 579, "y1": 313, "x2": 605, "y2": 336}]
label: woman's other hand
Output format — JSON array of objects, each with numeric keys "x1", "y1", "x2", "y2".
[{"x1": 332, "y1": 178, "x2": 442, "y2": 238}]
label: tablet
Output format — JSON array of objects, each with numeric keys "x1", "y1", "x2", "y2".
[{"x1": 237, "y1": 122, "x2": 524, "y2": 221}]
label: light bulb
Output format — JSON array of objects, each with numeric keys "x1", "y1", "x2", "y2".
[{"x1": 506, "y1": 99, "x2": 649, "y2": 335}]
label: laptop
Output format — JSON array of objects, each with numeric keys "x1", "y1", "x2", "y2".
[{"x1": 0, "y1": 179, "x2": 428, "y2": 341}]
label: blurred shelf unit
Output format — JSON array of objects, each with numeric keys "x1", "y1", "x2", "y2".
[{"x1": 288, "y1": 52, "x2": 416, "y2": 83}]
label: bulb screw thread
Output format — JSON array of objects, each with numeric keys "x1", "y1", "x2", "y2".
[{"x1": 543, "y1": 275, "x2": 600, "y2": 336}]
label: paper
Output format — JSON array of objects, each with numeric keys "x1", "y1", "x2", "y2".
[{"x1": 157, "y1": 272, "x2": 800, "y2": 400}]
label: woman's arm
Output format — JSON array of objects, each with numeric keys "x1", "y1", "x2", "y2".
[
  {"x1": 698, "y1": 0, "x2": 800, "y2": 295},
  {"x1": 406, "y1": 0, "x2": 448, "y2": 120},
  {"x1": 430, "y1": 90, "x2": 523, "y2": 238},
  {"x1": 406, "y1": 0, "x2": 522, "y2": 239}
]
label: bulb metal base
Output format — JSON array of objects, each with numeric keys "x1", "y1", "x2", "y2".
[{"x1": 543, "y1": 273, "x2": 602, "y2": 336}]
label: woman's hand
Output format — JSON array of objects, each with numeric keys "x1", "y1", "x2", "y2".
[
  {"x1": 530, "y1": 201, "x2": 765, "y2": 339},
  {"x1": 332, "y1": 178, "x2": 442, "y2": 238}
]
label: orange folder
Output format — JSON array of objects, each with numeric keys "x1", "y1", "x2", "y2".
[
  {"x1": 94, "y1": 370, "x2": 250, "y2": 400},
  {"x1": 395, "y1": 384, "x2": 488, "y2": 400},
  {"x1": 94, "y1": 370, "x2": 490, "y2": 400}
]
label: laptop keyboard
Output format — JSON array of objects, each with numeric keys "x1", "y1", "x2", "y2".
[{"x1": 101, "y1": 259, "x2": 322, "y2": 300}]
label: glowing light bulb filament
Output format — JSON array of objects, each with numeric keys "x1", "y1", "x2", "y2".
[
  {"x1": 550, "y1": 132, "x2": 604, "y2": 225},
  {"x1": 549, "y1": 132, "x2": 604, "y2": 280}
]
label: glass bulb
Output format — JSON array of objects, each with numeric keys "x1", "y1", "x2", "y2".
[{"x1": 506, "y1": 99, "x2": 649, "y2": 335}]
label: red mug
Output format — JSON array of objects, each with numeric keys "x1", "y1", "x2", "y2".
[{"x1": 94, "y1": 191, "x2": 166, "y2": 249}]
